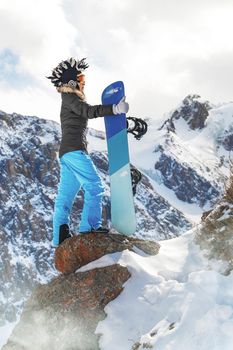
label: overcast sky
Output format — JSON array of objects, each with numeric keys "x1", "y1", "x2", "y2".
[{"x1": 0, "y1": 0, "x2": 233, "y2": 130}]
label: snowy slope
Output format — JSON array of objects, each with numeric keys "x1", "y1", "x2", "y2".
[
  {"x1": 75, "y1": 229, "x2": 233, "y2": 350},
  {"x1": 128, "y1": 98, "x2": 233, "y2": 222}
]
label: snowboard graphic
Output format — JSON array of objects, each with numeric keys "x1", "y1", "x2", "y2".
[{"x1": 102, "y1": 81, "x2": 136, "y2": 235}]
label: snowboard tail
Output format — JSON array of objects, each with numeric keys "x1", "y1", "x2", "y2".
[{"x1": 102, "y1": 81, "x2": 136, "y2": 235}]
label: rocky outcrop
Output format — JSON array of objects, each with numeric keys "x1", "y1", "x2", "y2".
[
  {"x1": 195, "y1": 175, "x2": 233, "y2": 273},
  {"x1": 55, "y1": 232, "x2": 160, "y2": 274},
  {"x1": 217, "y1": 127, "x2": 233, "y2": 151},
  {"x1": 3, "y1": 264, "x2": 130, "y2": 350},
  {"x1": 160, "y1": 94, "x2": 211, "y2": 132},
  {"x1": 154, "y1": 151, "x2": 220, "y2": 207},
  {"x1": 0, "y1": 112, "x2": 60, "y2": 327},
  {"x1": 3, "y1": 234, "x2": 160, "y2": 350},
  {"x1": 154, "y1": 95, "x2": 222, "y2": 208},
  {"x1": 172, "y1": 94, "x2": 210, "y2": 130}
]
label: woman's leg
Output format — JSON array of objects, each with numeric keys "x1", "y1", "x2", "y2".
[
  {"x1": 61, "y1": 151, "x2": 104, "y2": 232},
  {"x1": 52, "y1": 158, "x2": 81, "y2": 246}
]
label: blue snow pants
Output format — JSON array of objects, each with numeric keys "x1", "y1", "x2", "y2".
[{"x1": 52, "y1": 150, "x2": 104, "y2": 246}]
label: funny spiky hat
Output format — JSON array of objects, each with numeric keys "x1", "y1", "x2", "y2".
[{"x1": 47, "y1": 57, "x2": 89, "y2": 88}]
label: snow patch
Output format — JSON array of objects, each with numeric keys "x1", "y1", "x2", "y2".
[{"x1": 95, "y1": 231, "x2": 233, "y2": 350}]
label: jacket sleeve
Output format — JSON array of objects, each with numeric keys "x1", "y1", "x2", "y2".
[{"x1": 70, "y1": 95, "x2": 114, "y2": 119}]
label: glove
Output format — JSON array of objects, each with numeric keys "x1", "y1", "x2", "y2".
[{"x1": 112, "y1": 96, "x2": 129, "y2": 115}]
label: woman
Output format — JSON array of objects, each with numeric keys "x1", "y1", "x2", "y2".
[{"x1": 47, "y1": 57, "x2": 129, "y2": 246}]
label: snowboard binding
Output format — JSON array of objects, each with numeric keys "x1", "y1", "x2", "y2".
[
  {"x1": 130, "y1": 166, "x2": 142, "y2": 196},
  {"x1": 127, "y1": 117, "x2": 148, "y2": 140}
]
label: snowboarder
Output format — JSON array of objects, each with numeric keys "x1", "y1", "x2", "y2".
[{"x1": 47, "y1": 57, "x2": 129, "y2": 247}]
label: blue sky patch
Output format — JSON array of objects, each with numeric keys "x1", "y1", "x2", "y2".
[{"x1": 0, "y1": 48, "x2": 35, "y2": 88}]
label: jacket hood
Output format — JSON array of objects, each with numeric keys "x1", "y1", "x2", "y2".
[{"x1": 56, "y1": 86, "x2": 86, "y2": 101}]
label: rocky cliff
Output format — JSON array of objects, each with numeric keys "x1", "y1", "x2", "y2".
[
  {"x1": 2, "y1": 233, "x2": 160, "y2": 350},
  {"x1": 131, "y1": 95, "x2": 233, "y2": 213},
  {"x1": 195, "y1": 172, "x2": 233, "y2": 274}
]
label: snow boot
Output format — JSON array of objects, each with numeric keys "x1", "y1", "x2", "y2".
[
  {"x1": 91, "y1": 226, "x2": 110, "y2": 234},
  {"x1": 59, "y1": 224, "x2": 73, "y2": 245}
]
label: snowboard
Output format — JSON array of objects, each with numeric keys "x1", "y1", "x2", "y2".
[{"x1": 102, "y1": 81, "x2": 136, "y2": 235}]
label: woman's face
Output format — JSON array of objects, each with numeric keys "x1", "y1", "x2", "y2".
[{"x1": 77, "y1": 74, "x2": 85, "y2": 92}]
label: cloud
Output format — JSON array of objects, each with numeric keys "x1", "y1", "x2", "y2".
[
  {"x1": 183, "y1": 53, "x2": 233, "y2": 104},
  {"x1": 63, "y1": 0, "x2": 233, "y2": 119},
  {"x1": 0, "y1": 0, "x2": 77, "y2": 71},
  {"x1": 0, "y1": 0, "x2": 233, "y2": 129},
  {"x1": 0, "y1": 0, "x2": 80, "y2": 120}
]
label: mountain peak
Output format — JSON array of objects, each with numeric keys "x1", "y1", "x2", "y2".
[{"x1": 160, "y1": 94, "x2": 211, "y2": 132}]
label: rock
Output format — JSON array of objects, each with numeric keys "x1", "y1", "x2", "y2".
[
  {"x1": 3, "y1": 264, "x2": 130, "y2": 350},
  {"x1": 217, "y1": 128, "x2": 233, "y2": 151},
  {"x1": 55, "y1": 232, "x2": 160, "y2": 274},
  {"x1": 160, "y1": 94, "x2": 211, "y2": 132},
  {"x1": 130, "y1": 238, "x2": 160, "y2": 255},
  {"x1": 195, "y1": 177, "x2": 233, "y2": 274},
  {"x1": 154, "y1": 152, "x2": 220, "y2": 207},
  {"x1": 201, "y1": 209, "x2": 213, "y2": 221}
]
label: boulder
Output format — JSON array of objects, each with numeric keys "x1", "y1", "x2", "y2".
[
  {"x1": 55, "y1": 232, "x2": 160, "y2": 274},
  {"x1": 3, "y1": 264, "x2": 130, "y2": 350}
]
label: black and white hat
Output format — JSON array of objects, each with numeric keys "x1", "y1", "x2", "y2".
[{"x1": 47, "y1": 57, "x2": 89, "y2": 88}]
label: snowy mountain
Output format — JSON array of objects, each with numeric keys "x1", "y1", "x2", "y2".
[
  {"x1": 0, "y1": 108, "x2": 190, "y2": 347},
  {"x1": 1, "y1": 94, "x2": 233, "y2": 348},
  {"x1": 0, "y1": 111, "x2": 60, "y2": 345},
  {"x1": 129, "y1": 95, "x2": 233, "y2": 222}
]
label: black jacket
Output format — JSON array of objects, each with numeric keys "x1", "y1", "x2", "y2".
[{"x1": 59, "y1": 92, "x2": 114, "y2": 158}]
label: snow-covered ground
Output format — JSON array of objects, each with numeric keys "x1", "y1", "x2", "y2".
[
  {"x1": 0, "y1": 320, "x2": 19, "y2": 349},
  {"x1": 77, "y1": 229, "x2": 233, "y2": 350}
]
